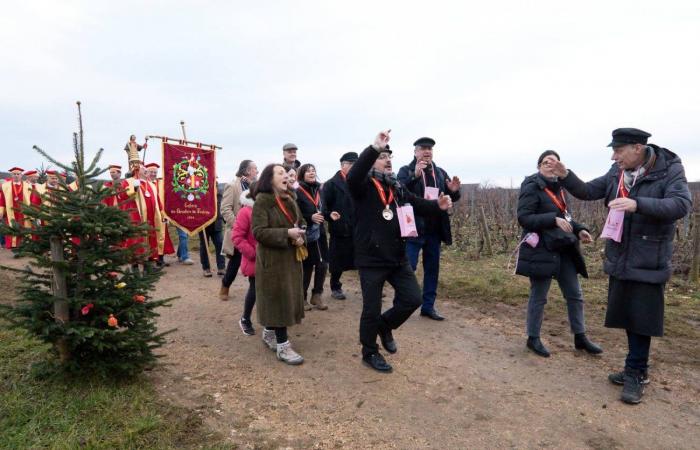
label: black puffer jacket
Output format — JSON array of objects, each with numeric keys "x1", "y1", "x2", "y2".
[
  {"x1": 516, "y1": 173, "x2": 589, "y2": 279},
  {"x1": 347, "y1": 146, "x2": 442, "y2": 268},
  {"x1": 561, "y1": 145, "x2": 692, "y2": 284},
  {"x1": 295, "y1": 181, "x2": 328, "y2": 263}
]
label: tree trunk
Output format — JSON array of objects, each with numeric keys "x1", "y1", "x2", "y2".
[{"x1": 50, "y1": 236, "x2": 70, "y2": 363}]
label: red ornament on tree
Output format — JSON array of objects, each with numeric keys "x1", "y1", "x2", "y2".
[
  {"x1": 81, "y1": 303, "x2": 94, "y2": 315},
  {"x1": 133, "y1": 294, "x2": 146, "y2": 303},
  {"x1": 107, "y1": 314, "x2": 118, "y2": 328}
]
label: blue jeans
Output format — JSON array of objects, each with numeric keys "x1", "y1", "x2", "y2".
[
  {"x1": 406, "y1": 233, "x2": 441, "y2": 313},
  {"x1": 199, "y1": 229, "x2": 225, "y2": 271},
  {"x1": 526, "y1": 252, "x2": 585, "y2": 337},
  {"x1": 625, "y1": 330, "x2": 651, "y2": 372},
  {"x1": 176, "y1": 228, "x2": 189, "y2": 261}
]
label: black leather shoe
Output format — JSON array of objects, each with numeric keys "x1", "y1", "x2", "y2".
[
  {"x1": 379, "y1": 328, "x2": 397, "y2": 354},
  {"x1": 420, "y1": 309, "x2": 445, "y2": 321},
  {"x1": 574, "y1": 333, "x2": 603, "y2": 354},
  {"x1": 526, "y1": 337, "x2": 551, "y2": 357},
  {"x1": 362, "y1": 353, "x2": 393, "y2": 373}
]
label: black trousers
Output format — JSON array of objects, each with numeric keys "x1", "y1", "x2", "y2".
[
  {"x1": 242, "y1": 276, "x2": 256, "y2": 321},
  {"x1": 303, "y1": 260, "x2": 327, "y2": 297},
  {"x1": 625, "y1": 330, "x2": 651, "y2": 372},
  {"x1": 222, "y1": 249, "x2": 242, "y2": 288},
  {"x1": 330, "y1": 270, "x2": 343, "y2": 291},
  {"x1": 358, "y1": 262, "x2": 422, "y2": 357}
]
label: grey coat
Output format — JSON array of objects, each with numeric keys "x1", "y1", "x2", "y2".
[{"x1": 561, "y1": 145, "x2": 692, "y2": 284}]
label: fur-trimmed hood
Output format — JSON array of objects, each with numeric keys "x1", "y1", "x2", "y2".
[{"x1": 239, "y1": 190, "x2": 255, "y2": 208}]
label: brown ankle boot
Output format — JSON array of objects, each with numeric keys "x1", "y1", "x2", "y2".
[
  {"x1": 310, "y1": 293, "x2": 328, "y2": 310},
  {"x1": 219, "y1": 286, "x2": 229, "y2": 301}
]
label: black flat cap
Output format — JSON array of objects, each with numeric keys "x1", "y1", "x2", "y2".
[
  {"x1": 413, "y1": 137, "x2": 436, "y2": 148},
  {"x1": 340, "y1": 152, "x2": 359, "y2": 163},
  {"x1": 607, "y1": 128, "x2": 651, "y2": 147}
]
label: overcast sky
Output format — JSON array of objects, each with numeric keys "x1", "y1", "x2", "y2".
[{"x1": 1, "y1": 1, "x2": 698, "y2": 186}]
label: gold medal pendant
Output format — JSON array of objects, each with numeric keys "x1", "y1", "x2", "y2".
[{"x1": 382, "y1": 206, "x2": 394, "y2": 221}]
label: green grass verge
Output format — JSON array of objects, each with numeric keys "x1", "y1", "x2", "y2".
[
  {"x1": 436, "y1": 246, "x2": 699, "y2": 360},
  {"x1": 0, "y1": 272, "x2": 233, "y2": 450}
]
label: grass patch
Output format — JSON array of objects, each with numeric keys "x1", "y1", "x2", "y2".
[
  {"x1": 0, "y1": 271, "x2": 233, "y2": 450},
  {"x1": 436, "y1": 247, "x2": 700, "y2": 362}
]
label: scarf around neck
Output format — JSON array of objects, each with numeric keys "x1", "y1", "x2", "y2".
[
  {"x1": 623, "y1": 146, "x2": 656, "y2": 191},
  {"x1": 369, "y1": 169, "x2": 398, "y2": 187}
]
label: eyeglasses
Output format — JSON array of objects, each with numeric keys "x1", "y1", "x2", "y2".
[{"x1": 377, "y1": 154, "x2": 393, "y2": 160}]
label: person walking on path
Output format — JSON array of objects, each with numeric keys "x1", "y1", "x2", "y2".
[
  {"x1": 398, "y1": 137, "x2": 461, "y2": 321},
  {"x1": 347, "y1": 130, "x2": 453, "y2": 373},
  {"x1": 252, "y1": 164, "x2": 307, "y2": 365},
  {"x1": 515, "y1": 150, "x2": 602, "y2": 358},
  {"x1": 296, "y1": 163, "x2": 329, "y2": 311},
  {"x1": 232, "y1": 183, "x2": 259, "y2": 336},
  {"x1": 546, "y1": 128, "x2": 692, "y2": 405},
  {"x1": 322, "y1": 152, "x2": 358, "y2": 300},
  {"x1": 220, "y1": 159, "x2": 258, "y2": 300}
]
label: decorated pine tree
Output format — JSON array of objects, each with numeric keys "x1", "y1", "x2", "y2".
[{"x1": 0, "y1": 102, "x2": 175, "y2": 377}]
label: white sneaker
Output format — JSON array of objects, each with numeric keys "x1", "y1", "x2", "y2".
[
  {"x1": 262, "y1": 329, "x2": 277, "y2": 351},
  {"x1": 276, "y1": 341, "x2": 304, "y2": 365},
  {"x1": 181, "y1": 258, "x2": 194, "y2": 265}
]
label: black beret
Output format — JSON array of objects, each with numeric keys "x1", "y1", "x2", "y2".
[
  {"x1": 413, "y1": 137, "x2": 436, "y2": 148},
  {"x1": 340, "y1": 152, "x2": 359, "y2": 163},
  {"x1": 607, "y1": 128, "x2": 651, "y2": 147}
]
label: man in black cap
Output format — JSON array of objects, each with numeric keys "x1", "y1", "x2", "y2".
[
  {"x1": 545, "y1": 127, "x2": 692, "y2": 405},
  {"x1": 397, "y1": 137, "x2": 461, "y2": 320},
  {"x1": 282, "y1": 143, "x2": 301, "y2": 170},
  {"x1": 322, "y1": 151, "x2": 359, "y2": 300},
  {"x1": 348, "y1": 130, "x2": 453, "y2": 372}
]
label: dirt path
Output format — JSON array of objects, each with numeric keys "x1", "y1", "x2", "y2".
[
  {"x1": 3, "y1": 251, "x2": 698, "y2": 448},
  {"x1": 143, "y1": 255, "x2": 699, "y2": 449}
]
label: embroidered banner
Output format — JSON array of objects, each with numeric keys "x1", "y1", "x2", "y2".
[{"x1": 162, "y1": 142, "x2": 217, "y2": 235}]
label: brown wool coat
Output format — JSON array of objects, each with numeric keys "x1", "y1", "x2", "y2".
[{"x1": 252, "y1": 192, "x2": 306, "y2": 327}]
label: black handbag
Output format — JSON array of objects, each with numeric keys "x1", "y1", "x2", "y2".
[{"x1": 542, "y1": 227, "x2": 577, "y2": 251}]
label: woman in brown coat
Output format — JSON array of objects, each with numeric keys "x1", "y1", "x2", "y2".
[{"x1": 252, "y1": 164, "x2": 307, "y2": 365}]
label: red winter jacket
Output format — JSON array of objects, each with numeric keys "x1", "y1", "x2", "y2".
[{"x1": 231, "y1": 194, "x2": 257, "y2": 277}]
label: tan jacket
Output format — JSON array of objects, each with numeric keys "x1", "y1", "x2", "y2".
[{"x1": 221, "y1": 177, "x2": 244, "y2": 256}]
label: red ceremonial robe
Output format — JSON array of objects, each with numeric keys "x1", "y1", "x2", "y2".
[
  {"x1": 0, "y1": 181, "x2": 31, "y2": 248},
  {"x1": 155, "y1": 178, "x2": 175, "y2": 256},
  {"x1": 119, "y1": 178, "x2": 165, "y2": 260}
]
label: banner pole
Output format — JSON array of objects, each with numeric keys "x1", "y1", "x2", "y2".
[{"x1": 181, "y1": 120, "x2": 213, "y2": 273}]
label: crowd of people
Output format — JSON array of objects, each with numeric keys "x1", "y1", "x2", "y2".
[{"x1": 0, "y1": 127, "x2": 692, "y2": 406}]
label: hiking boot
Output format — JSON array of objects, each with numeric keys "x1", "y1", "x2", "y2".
[
  {"x1": 262, "y1": 329, "x2": 277, "y2": 351},
  {"x1": 621, "y1": 370, "x2": 645, "y2": 404},
  {"x1": 239, "y1": 318, "x2": 255, "y2": 336},
  {"x1": 331, "y1": 289, "x2": 347, "y2": 300},
  {"x1": 219, "y1": 286, "x2": 229, "y2": 301},
  {"x1": 203, "y1": 269, "x2": 213, "y2": 278},
  {"x1": 310, "y1": 293, "x2": 328, "y2": 310},
  {"x1": 526, "y1": 336, "x2": 551, "y2": 357},
  {"x1": 609, "y1": 370, "x2": 649, "y2": 386},
  {"x1": 276, "y1": 341, "x2": 304, "y2": 365},
  {"x1": 574, "y1": 333, "x2": 603, "y2": 354}
]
